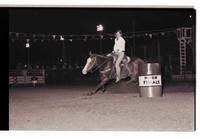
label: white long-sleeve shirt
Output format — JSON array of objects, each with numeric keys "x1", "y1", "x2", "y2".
[{"x1": 113, "y1": 37, "x2": 125, "y2": 53}]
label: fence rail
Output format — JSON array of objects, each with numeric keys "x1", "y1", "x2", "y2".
[
  {"x1": 172, "y1": 74, "x2": 195, "y2": 81},
  {"x1": 9, "y1": 69, "x2": 45, "y2": 85}
]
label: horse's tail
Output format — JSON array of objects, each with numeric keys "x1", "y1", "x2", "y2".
[{"x1": 135, "y1": 57, "x2": 145, "y2": 65}]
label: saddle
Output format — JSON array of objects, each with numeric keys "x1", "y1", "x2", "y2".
[
  {"x1": 106, "y1": 53, "x2": 131, "y2": 78},
  {"x1": 107, "y1": 53, "x2": 131, "y2": 66}
]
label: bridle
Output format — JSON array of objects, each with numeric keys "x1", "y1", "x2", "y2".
[{"x1": 89, "y1": 55, "x2": 111, "y2": 73}]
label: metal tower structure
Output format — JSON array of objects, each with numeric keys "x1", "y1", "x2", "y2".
[{"x1": 177, "y1": 27, "x2": 192, "y2": 75}]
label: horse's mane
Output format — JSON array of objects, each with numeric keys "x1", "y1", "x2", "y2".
[{"x1": 91, "y1": 53, "x2": 111, "y2": 59}]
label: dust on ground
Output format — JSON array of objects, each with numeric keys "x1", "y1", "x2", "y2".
[{"x1": 9, "y1": 81, "x2": 195, "y2": 131}]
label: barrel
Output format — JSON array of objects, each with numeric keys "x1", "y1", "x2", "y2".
[{"x1": 138, "y1": 63, "x2": 163, "y2": 97}]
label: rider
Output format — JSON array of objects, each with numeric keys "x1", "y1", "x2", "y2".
[{"x1": 112, "y1": 30, "x2": 126, "y2": 83}]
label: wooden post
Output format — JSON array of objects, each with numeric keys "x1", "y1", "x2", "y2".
[
  {"x1": 157, "y1": 39, "x2": 161, "y2": 62},
  {"x1": 144, "y1": 45, "x2": 147, "y2": 59},
  {"x1": 132, "y1": 20, "x2": 135, "y2": 57},
  {"x1": 62, "y1": 40, "x2": 66, "y2": 64}
]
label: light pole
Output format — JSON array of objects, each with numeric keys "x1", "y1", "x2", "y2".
[
  {"x1": 157, "y1": 38, "x2": 161, "y2": 63},
  {"x1": 188, "y1": 14, "x2": 195, "y2": 76},
  {"x1": 97, "y1": 24, "x2": 104, "y2": 54},
  {"x1": 132, "y1": 20, "x2": 135, "y2": 57},
  {"x1": 25, "y1": 40, "x2": 30, "y2": 68},
  {"x1": 60, "y1": 36, "x2": 66, "y2": 65}
]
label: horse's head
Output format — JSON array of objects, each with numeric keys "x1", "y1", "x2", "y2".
[{"x1": 82, "y1": 52, "x2": 97, "y2": 75}]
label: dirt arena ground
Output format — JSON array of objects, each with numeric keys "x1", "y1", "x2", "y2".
[{"x1": 9, "y1": 81, "x2": 195, "y2": 131}]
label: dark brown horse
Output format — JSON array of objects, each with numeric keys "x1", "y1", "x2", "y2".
[{"x1": 82, "y1": 52, "x2": 145, "y2": 95}]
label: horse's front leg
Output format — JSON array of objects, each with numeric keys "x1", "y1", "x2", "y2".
[
  {"x1": 88, "y1": 78, "x2": 108, "y2": 95},
  {"x1": 98, "y1": 85, "x2": 106, "y2": 94},
  {"x1": 101, "y1": 85, "x2": 106, "y2": 93}
]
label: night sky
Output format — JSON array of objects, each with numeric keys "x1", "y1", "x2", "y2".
[
  {"x1": 9, "y1": 8, "x2": 195, "y2": 34},
  {"x1": 9, "y1": 8, "x2": 195, "y2": 70}
]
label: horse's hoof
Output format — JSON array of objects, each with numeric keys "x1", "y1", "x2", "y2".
[
  {"x1": 127, "y1": 80, "x2": 138, "y2": 84},
  {"x1": 87, "y1": 93, "x2": 92, "y2": 96},
  {"x1": 99, "y1": 91, "x2": 105, "y2": 94},
  {"x1": 99, "y1": 88, "x2": 105, "y2": 93},
  {"x1": 87, "y1": 92, "x2": 95, "y2": 96},
  {"x1": 126, "y1": 81, "x2": 132, "y2": 84}
]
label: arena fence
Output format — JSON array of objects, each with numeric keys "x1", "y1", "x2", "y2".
[
  {"x1": 172, "y1": 74, "x2": 195, "y2": 81},
  {"x1": 9, "y1": 69, "x2": 194, "y2": 86},
  {"x1": 9, "y1": 69, "x2": 45, "y2": 85}
]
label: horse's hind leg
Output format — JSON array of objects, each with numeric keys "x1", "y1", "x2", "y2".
[
  {"x1": 126, "y1": 75, "x2": 136, "y2": 84},
  {"x1": 127, "y1": 76, "x2": 138, "y2": 84},
  {"x1": 88, "y1": 79, "x2": 108, "y2": 95},
  {"x1": 100, "y1": 85, "x2": 106, "y2": 93},
  {"x1": 127, "y1": 65, "x2": 138, "y2": 84}
]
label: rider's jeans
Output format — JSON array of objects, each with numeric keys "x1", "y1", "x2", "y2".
[{"x1": 115, "y1": 52, "x2": 125, "y2": 79}]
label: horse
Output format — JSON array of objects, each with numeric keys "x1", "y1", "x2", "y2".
[{"x1": 82, "y1": 52, "x2": 145, "y2": 95}]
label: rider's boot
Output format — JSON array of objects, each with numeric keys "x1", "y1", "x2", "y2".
[{"x1": 115, "y1": 76, "x2": 120, "y2": 83}]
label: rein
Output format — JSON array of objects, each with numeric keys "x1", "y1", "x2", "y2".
[{"x1": 90, "y1": 56, "x2": 111, "y2": 73}]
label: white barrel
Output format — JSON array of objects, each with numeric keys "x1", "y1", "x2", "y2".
[{"x1": 138, "y1": 63, "x2": 163, "y2": 97}]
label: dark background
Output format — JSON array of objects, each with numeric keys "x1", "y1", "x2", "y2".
[
  {"x1": 9, "y1": 8, "x2": 194, "y2": 34},
  {"x1": 9, "y1": 8, "x2": 195, "y2": 71}
]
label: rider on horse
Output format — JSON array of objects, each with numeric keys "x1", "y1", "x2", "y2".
[
  {"x1": 82, "y1": 30, "x2": 145, "y2": 94},
  {"x1": 111, "y1": 30, "x2": 129, "y2": 83}
]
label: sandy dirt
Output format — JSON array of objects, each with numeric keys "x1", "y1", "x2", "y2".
[{"x1": 9, "y1": 82, "x2": 195, "y2": 131}]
